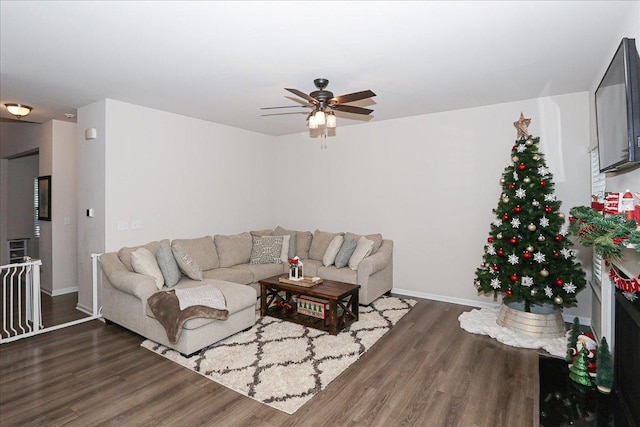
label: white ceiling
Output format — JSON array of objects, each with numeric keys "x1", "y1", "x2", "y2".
[{"x1": 1, "y1": 1, "x2": 637, "y2": 136}]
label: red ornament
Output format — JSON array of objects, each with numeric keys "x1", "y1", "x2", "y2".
[
  {"x1": 509, "y1": 237, "x2": 518, "y2": 245},
  {"x1": 510, "y1": 274, "x2": 519, "y2": 282},
  {"x1": 544, "y1": 206, "x2": 552, "y2": 213},
  {"x1": 497, "y1": 248, "x2": 505, "y2": 256},
  {"x1": 540, "y1": 180, "x2": 547, "y2": 186},
  {"x1": 514, "y1": 205, "x2": 522, "y2": 213},
  {"x1": 488, "y1": 237, "x2": 494, "y2": 243},
  {"x1": 554, "y1": 235, "x2": 563, "y2": 242},
  {"x1": 554, "y1": 251, "x2": 560, "y2": 257},
  {"x1": 506, "y1": 289, "x2": 514, "y2": 297},
  {"x1": 518, "y1": 163, "x2": 526, "y2": 171},
  {"x1": 523, "y1": 251, "x2": 532, "y2": 260},
  {"x1": 512, "y1": 145, "x2": 518, "y2": 150},
  {"x1": 556, "y1": 278, "x2": 564, "y2": 287},
  {"x1": 509, "y1": 183, "x2": 516, "y2": 189},
  {"x1": 492, "y1": 265, "x2": 500, "y2": 271},
  {"x1": 503, "y1": 214, "x2": 509, "y2": 220}
]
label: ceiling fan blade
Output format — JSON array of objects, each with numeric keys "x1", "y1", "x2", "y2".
[
  {"x1": 332, "y1": 90, "x2": 376, "y2": 104},
  {"x1": 260, "y1": 105, "x2": 309, "y2": 110},
  {"x1": 285, "y1": 88, "x2": 318, "y2": 104},
  {"x1": 332, "y1": 104, "x2": 374, "y2": 115}
]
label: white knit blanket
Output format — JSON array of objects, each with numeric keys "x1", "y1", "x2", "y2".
[{"x1": 174, "y1": 285, "x2": 226, "y2": 311}]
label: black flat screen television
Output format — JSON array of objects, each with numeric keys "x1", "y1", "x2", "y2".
[{"x1": 595, "y1": 38, "x2": 640, "y2": 173}]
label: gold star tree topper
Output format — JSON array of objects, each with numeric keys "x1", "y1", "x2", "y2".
[{"x1": 513, "y1": 112, "x2": 531, "y2": 139}]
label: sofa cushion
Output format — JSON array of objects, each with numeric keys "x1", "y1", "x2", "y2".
[
  {"x1": 171, "y1": 236, "x2": 219, "y2": 271},
  {"x1": 349, "y1": 237, "x2": 374, "y2": 270},
  {"x1": 317, "y1": 266, "x2": 358, "y2": 285},
  {"x1": 118, "y1": 239, "x2": 168, "y2": 272},
  {"x1": 334, "y1": 236, "x2": 357, "y2": 269},
  {"x1": 298, "y1": 258, "x2": 323, "y2": 277},
  {"x1": 234, "y1": 263, "x2": 285, "y2": 283},
  {"x1": 322, "y1": 235, "x2": 344, "y2": 267},
  {"x1": 131, "y1": 247, "x2": 164, "y2": 290},
  {"x1": 155, "y1": 242, "x2": 182, "y2": 287},
  {"x1": 345, "y1": 232, "x2": 383, "y2": 255},
  {"x1": 250, "y1": 235, "x2": 283, "y2": 265},
  {"x1": 171, "y1": 243, "x2": 203, "y2": 281},
  {"x1": 214, "y1": 232, "x2": 253, "y2": 267},
  {"x1": 272, "y1": 228, "x2": 297, "y2": 259},
  {"x1": 309, "y1": 230, "x2": 342, "y2": 261},
  {"x1": 202, "y1": 267, "x2": 254, "y2": 285},
  {"x1": 250, "y1": 229, "x2": 273, "y2": 237}
]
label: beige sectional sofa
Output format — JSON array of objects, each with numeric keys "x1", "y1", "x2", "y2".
[{"x1": 100, "y1": 227, "x2": 393, "y2": 355}]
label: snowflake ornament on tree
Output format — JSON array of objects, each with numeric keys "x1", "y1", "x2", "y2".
[{"x1": 474, "y1": 114, "x2": 586, "y2": 311}]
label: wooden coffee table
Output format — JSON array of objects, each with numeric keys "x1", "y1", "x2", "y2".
[{"x1": 259, "y1": 274, "x2": 360, "y2": 335}]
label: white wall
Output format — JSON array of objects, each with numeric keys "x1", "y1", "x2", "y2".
[
  {"x1": 7, "y1": 154, "x2": 38, "y2": 244},
  {"x1": 77, "y1": 99, "x2": 277, "y2": 310},
  {"x1": 274, "y1": 92, "x2": 593, "y2": 318},
  {"x1": 0, "y1": 120, "x2": 78, "y2": 295},
  {"x1": 587, "y1": 5, "x2": 640, "y2": 338},
  {"x1": 77, "y1": 100, "x2": 106, "y2": 312},
  {"x1": 51, "y1": 120, "x2": 78, "y2": 295}
]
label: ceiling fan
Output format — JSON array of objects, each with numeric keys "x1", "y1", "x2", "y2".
[{"x1": 261, "y1": 78, "x2": 376, "y2": 129}]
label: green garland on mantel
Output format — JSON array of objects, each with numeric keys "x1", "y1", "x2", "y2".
[{"x1": 568, "y1": 206, "x2": 640, "y2": 257}]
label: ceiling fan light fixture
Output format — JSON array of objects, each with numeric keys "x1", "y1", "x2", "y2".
[
  {"x1": 327, "y1": 112, "x2": 337, "y2": 128},
  {"x1": 308, "y1": 115, "x2": 318, "y2": 129},
  {"x1": 314, "y1": 110, "x2": 325, "y2": 126},
  {"x1": 5, "y1": 103, "x2": 33, "y2": 118}
]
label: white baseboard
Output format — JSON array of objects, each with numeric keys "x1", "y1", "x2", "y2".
[
  {"x1": 52, "y1": 286, "x2": 78, "y2": 296},
  {"x1": 392, "y1": 287, "x2": 591, "y2": 326},
  {"x1": 76, "y1": 303, "x2": 94, "y2": 315}
]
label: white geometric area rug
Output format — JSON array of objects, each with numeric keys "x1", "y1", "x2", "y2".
[
  {"x1": 142, "y1": 296, "x2": 416, "y2": 414},
  {"x1": 458, "y1": 306, "x2": 567, "y2": 358}
]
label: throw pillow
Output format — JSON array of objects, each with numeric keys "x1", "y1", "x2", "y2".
[
  {"x1": 276, "y1": 226, "x2": 313, "y2": 259},
  {"x1": 279, "y1": 235, "x2": 291, "y2": 263},
  {"x1": 308, "y1": 230, "x2": 342, "y2": 261},
  {"x1": 250, "y1": 235, "x2": 284, "y2": 264},
  {"x1": 322, "y1": 235, "x2": 344, "y2": 267},
  {"x1": 131, "y1": 247, "x2": 165, "y2": 290},
  {"x1": 348, "y1": 236, "x2": 375, "y2": 270},
  {"x1": 155, "y1": 242, "x2": 182, "y2": 287},
  {"x1": 170, "y1": 236, "x2": 219, "y2": 271},
  {"x1": 250, "y1": 229, "x2": 273, "y2": 237},
  {"x1": 118, "y1": 239, "x2": 168, "y2": 272},
  {"x1": 334, "y1": 236, "x2": 357, "y2": 268},
  {"x1": 272, "y1": 228, "x2": 297, "y2": 259},
  {"x1": 171, "y1": 243, "x2": 203, "y2": 281},
  {"x1": 345, "y1": 232, "x2": 383, "y2": 255}
]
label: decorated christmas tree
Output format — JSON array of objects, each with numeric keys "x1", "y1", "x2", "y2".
[{"x1": 474, "y1": 114, "x2": 587, "y2": 312}]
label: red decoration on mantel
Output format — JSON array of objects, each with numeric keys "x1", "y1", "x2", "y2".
[{"x1": 608, "y1": 266, "x2": 640, "y2": 293}]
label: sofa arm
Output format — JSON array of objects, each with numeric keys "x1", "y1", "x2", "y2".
[
  {"x1": 100, "y1": 252, "x2": 158, "y2": 301},
  {"x1": 357, "y1": 240, "x2": 393, "y2": 278}
]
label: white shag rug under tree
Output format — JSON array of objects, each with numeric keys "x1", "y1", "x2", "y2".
[
  {"x1": 142, "y1": 296, "x2": 416, "y2": 414},
  {"x1": 458, "y1": 306, "x2": 568, "y2": 357}
]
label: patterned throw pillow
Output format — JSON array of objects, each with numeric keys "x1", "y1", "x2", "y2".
[
  {"x1": 250, "y1": 236, "x2": 284, "y2": 264},
  {"x1": 171, "y1": 243, "x2": 203, "y2": 281}
]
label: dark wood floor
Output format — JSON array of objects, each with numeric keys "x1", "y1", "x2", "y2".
[{"x1": 0, "y1": 296, "x2": 540, "y2": 426}]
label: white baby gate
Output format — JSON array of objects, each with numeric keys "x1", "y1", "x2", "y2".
[{"x1": 0, "y1": 255, "x2": 102, "y2": 344}]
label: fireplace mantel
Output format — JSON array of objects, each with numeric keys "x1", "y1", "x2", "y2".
[{"x1": 600, "y1": 245, "x2": 640, "y2": 353}]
